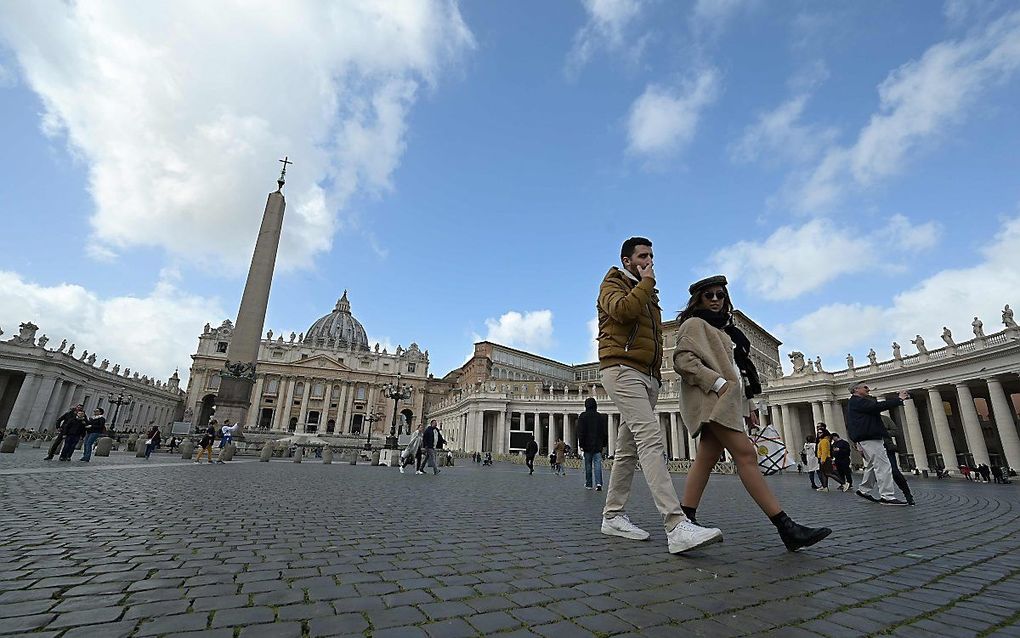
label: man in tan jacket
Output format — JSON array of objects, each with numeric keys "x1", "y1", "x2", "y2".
[{"x1": 597, "y1": 237, "x2": 723, "y2": 554}]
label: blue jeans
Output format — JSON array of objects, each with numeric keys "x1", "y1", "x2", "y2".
[
  {"x1": 80, "y1": 433, "x2": 102, "y2": 461},
  {"x1": 584, "y1": 451, "x2": 604, "y2": 488}
]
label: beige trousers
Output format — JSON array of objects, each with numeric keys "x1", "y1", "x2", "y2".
[{"x1": 602, "y1": 365, "x2": 684, "y2": 531}]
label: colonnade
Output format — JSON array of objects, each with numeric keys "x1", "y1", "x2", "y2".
[{"x1": 769, "y1": 375, "x2": 1020, "y2": 472}]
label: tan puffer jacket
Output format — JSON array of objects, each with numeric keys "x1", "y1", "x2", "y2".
[{"x1": 597, "y1": 267, "x2": 662, "y2": 381}]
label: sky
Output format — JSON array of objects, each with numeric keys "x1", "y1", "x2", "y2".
[{"x1": 1, "y1": 0, "x2": 1019, "y2": 385}]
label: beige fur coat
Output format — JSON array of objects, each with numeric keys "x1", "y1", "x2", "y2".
[{"x1": 673, "y1": 317, "x2": 747, "y2": 436}]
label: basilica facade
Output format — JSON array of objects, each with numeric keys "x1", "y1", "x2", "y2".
[{"x1": 184, "y1": 291, "x2": 430, "y2": 439}]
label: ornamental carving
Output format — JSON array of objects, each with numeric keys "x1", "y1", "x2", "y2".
[{"x1": 223, "y1": 360, "x2": 256, "y2": 380}]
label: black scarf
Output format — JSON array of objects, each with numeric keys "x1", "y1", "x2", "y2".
[{"x1": 691, "y1": 309, "x2": 762, "y2": 398}]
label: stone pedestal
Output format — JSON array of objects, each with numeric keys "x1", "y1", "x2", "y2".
[
  {"x1": 323, "y1": 447, "x2": 333, "y2": 464},
  {"x1": 32, "y1": 439, "x2": 42, "y2": 448},
  {"x1": 349, "y1": 449, "x2": 358, "y2": 465},
  {"x1": 259, "y1": 443, "x2": 273, "y2": 462},
  {"x1": 219, "y1": 443, "x2": 236, "y2": 462},
  {"x1": 95, "y1": 437, "x2": 113, "y2": 457},
  {"x1": 371, "y1": 450, "x2": 381, "y2": 466},
  {"x1": 379, "y1": 449, "x2": 400, "y2": 467},
  {"x1": 294, "y1": 447, "x2": 303, "y2": 463},
  {"x1": 0, "y1": 434, "x2": 19, "y2": 453},
  {"x1": 136, "y1": 442, "x2": 147, "y2": 458},
  {"x1": 180, "y1": 440, "x2": 195, "y2": 459},
  {"x1": 127, "y1": 435, "x2": 138, "y2": 452}
]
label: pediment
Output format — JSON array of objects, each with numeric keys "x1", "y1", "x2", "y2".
[{"x1": 292, "y1": 354, "x2": 352, "y2": 371}]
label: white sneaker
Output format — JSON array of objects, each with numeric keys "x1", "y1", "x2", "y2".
[
  {"x1": 399, "y1": 466, "x2": 404, "y2": 474},
  {"x1": 601, "y1": 515, "x2": 650, "y2": 541},
  {"x1": 415, "y1": 471, "x2": 424, "y2": 475},
  {"x1": 667, "y1": 520, "x2": 724, "y2": 554}
]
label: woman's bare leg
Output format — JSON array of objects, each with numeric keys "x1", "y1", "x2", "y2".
[
  {"x1": 682, "y1": 427, "x2": 724, "y2": 509},
  {"x1": 711, "y1": 425, "x2": 782, "y2": 517}
]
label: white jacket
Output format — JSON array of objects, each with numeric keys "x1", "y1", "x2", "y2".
[{"x1": 803, "y1": 442, "x2": 819, "y2": 471}]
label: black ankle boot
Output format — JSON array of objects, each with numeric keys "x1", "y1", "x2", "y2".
[
  {"x1": 769, "y1": 511, "x2": 832, "y2": 552},
  {"x1": 681, "y1": 505, "x2": 698, "y2": 525}
]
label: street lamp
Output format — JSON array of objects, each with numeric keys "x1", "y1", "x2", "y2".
[
  {"x1": 363, "y1": 411, "x2": 384, "y2": 450},
  {"x1": 383, "y1": 374, "x2": 414, "y2": 450},
  {"x1": 107, "y1": 387, "x2": 134, "y2": 434}
]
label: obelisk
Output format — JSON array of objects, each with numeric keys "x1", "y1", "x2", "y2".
[{"x1": 215, "y1": 157, "x2": 290, "y2": 426}]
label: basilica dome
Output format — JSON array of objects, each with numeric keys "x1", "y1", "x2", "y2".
[{"x1": 304, "y1": 291, "x2": 370, "y2": 351}]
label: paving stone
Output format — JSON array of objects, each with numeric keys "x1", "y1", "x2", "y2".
[
  {"x1": 46, "y1": 605, "x2": 124, "y2": 628},
  {"x1": 276, "y1": 601, "x2": 335, "y2": 620},
  {"x1": 0, "y1": 612, "x2": 55, "y2": 635},
  {"x1": 210, "y1": 606, "x2": 275, "y2": 627},
  {"x1": 136, "y1": 612, "x2": 210, "y2": 636},
  {"x1": 0, "y1": 598, "x2": 56, "y2": 618},
  {"x1": 365, "y1": 604, "x2": 427, "y2": 629},
  {"x1": 308, "y1": 613, "x2": 370, "y2": 636},
  {"x1": 122, "y1": 599, "x2": 191, "y2": 619},
  {"x1": 422, "y1": 618, "x2": 478, "y2": 638},
  {"x1": 238, "y1": 621, "x2": 302, "y2": 638},
  {"x1": 419, "y1": 600, "x2": 475, "y2": 621},
  {"x1": 61, "y1": 621, "x2": 136, "y2": 638}
]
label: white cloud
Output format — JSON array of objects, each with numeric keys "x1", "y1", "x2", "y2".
[
  {"x1": 566, "y1": 0, "x2": 646, "y2": 76},
  {"x1": 626, "y1": 69, "x2": 719, "y2": 158},
  {"x1": 0, "y1": 1, "x2": 474, "y2": 272},
  {"x1": 708, "y1": 215, "x2": 941, "y2": 300},
  {"x1": 586, "y1": 316, "x2": 599, "y2": 362},
  {"x1": 692, "y1": 0, "x2": 755, "y2": 39},
  {"x1": 480, "y1": 310, "x2": 555, "y2": 352},
  {"x1": 789, "y1": 9, "x2": 1020, "y2": 212},
  {"x1": 0, "y1": 269, "x2": 224, "y2": 385},
  {"x1": 775, "y1": 213, "x2": 1020, "y2": 371},
  {"x1": 731, "y1": 93, "x2": 838, "y2": 165}
]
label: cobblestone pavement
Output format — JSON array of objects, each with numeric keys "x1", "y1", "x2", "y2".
[{"x1": 1, "y1": 450, "x2": 1019, "y2": 638}]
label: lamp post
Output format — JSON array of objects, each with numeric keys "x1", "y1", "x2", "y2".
[
  {"x1": 383, "y1": 374, "x2": 414, "y2": 450},
  {"x1": 107, "y1": 387, "x2": 134, "y2": 434},
  {"x1": 363, "y1": 412, "x2": 383, "y2": 450}
]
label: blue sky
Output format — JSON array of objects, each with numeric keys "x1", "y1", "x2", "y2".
[{"x1": 1, "y1": 0, "x2": 1019, "y2": 383}]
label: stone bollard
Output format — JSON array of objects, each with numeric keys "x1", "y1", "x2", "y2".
[
  {"x1": 220, "y1": 443, "x2": 235, "y2": 462},
  {"x1": 371, "y1": 450, "x2": 381, "y2": 466},
  {"x1": 323, "y1": 447, "x2": 333, "y2": 464},
  {"x1": 136, "y1": 440, "x2": 148, "y2": 458},
  {"x1": 95, "y1": 437, "x2": 114, "y2": 457},
  {"x1": 32, "y1": 438, "x2": 42, "y2": 448},
  {"x1": 180, "y1": 439, "x2": 195, "y2": 460},
  {"x1": 127, "y1": 435, "x2": 138, "y2": 452},
  {"x1": 294, "y1": 447, "x2": 303, "y2": 463},
  {"x1": 259, "y1": 443, "x2": 273, "y2": 462},
  {"x1": 349, "y1": 449, "x2": 358, "y2": 465},
  {"x1": 0, "y1": 434, "x2": 19, "y2": 453}
]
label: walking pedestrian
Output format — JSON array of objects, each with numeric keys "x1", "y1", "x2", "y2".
[
  {"x1": 803, "y1": 434, "x2": 820, "y2": 490},
  {"x1": 216, "y1": 422, "x2": 241, "y2": 463},
  {"x1": 525, "y1": 435, "x2": 538, "y2": 474},
  {"x1": 168, "y1": 437, "x2": 179, "y2": 453},
  {"x1": 880, "y1": 414, "x2": 915, "y2": 505},
  {"x1": 577, "y1": 397, "x2": 608, "y2": 490},
  {"x1": 194, "y1": 421, "x2": 216, "y2": 464},
  {"x1": 553, "y1": 437, "x2": 567, "y2": 476},
  {"x1": 421, "y1": 420, "x2": 444, "y2": 476},
  {"x1": 815, "y1": 424, "x2": 839, "y2": 492},
  {"x1": 597, "y1": 238, "x2": 722, "y2": 553},
  {"x1": 400, "y1": 424, "x2": 423, "y2": 474},
  {"x1": 847, "y1": 383, "x2": 910, "y2": 506},
  {"x1": 79, "y1": 408, "x2": 106, "y2": 462},
  {"x1": 144, "y1": 424, "x2": 162, "y2": 459},
  {"x1": 830, "y1": 433, "x2": 853, "y2": 491},
  {"x1": 676, "y1": 274, "x2": 831, "y2": 551},
  {"x1": 46, "y1": 403, "x2": 83, "y2": 461},
  {"x1": 58, "y1": 408, "x2": 88, "y2": 461}
]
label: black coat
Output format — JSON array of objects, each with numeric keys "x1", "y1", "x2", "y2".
[
  {"x1": 64, "y1": 414, "x2": 88, "y2": 438},
  {"x1": 423, "y1": 425, "x2": 445, "y2": 449},
  {"x1": 55, "y1": 409, "x2": 78, "y2": 435},
  {"x1": 86, "y1": 416, "x2": 106, "y2": 435},
  {"x1": 525, "y1": 439, "x2": 539, "y2": 458},
  {"x1": 846, "y1": 395, "x2": 903, "y2": 443},
  {"x1": 577, "y1": 410, "x2": 608, "y2": 452}
]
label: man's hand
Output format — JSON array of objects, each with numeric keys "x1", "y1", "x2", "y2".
[
  {"x1": 898, "y1": 390, "x2": 910, "y2": 400},
  {"x1": 638, "y1": 262, "x2": 656, "y2": 281},
  {"x1": 717, "y1": 382, "x2": 730, "y2": 397}
]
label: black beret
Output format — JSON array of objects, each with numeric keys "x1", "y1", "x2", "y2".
[{"x1": 689, "y1": 275, "x2": 728, "y2": 295}]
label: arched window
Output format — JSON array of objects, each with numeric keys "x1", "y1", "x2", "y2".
[
  {"x1": 266, "y1": 378, "x2": 280, "y2": 394},
  {"x1": 295, "y1": 382, "x2": 304, "y2": 397},
  {"x1": 311, "y1": 382, "x2": 324, "y2": 398}
]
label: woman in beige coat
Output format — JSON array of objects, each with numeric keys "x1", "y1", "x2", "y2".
[{"x1": 674, "y1": 275, "x2": 831, "y2": 552}]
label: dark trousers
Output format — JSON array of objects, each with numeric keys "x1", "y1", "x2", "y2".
[
  {"x1": 526, "y1": 455, "x2": 535, "y2": 473},
  {"x1": 887, "y1": 450, "x2": 912, "y2": 498},
  {"x1": 415, "y1": 449, "x2": 425, "y2": 472},
  {"x1": 46, "y1": 434, "x2": 65, "y2": 459},
  {"x1": 59, "y1": 435, "x2": 81, "y2": 460},
  {"x1": 818, "y1": 459, "x2": 840, "y2": 487},
  {"x1": 834, "y1": 459, "x2": 853, "y2": 487}
]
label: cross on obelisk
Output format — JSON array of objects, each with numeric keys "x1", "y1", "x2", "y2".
[
  {"x1": 277, "y1": 156, "x2": 293, "y2": 191},
  {"x1": 217, "y1": 159, "x2": 290, "y2": 427}
]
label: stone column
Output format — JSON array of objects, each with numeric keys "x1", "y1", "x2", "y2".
[
  {"x1": 475, "y1": 410, "x2": 485, "y2": 452},
  {"x1": 7, "y1": 373, "x2": 39, "y2": 427},
  {"x1": 955, "y1": 383, "x2": 990, "y2": 466},
  {"x1": 810, "y1": 401, "x2": 824, "y2": 430},
  {"x1": 0, "y1": 375, "x2": 10, "y2": 408},
  {"x1": 780, "y1": 403, "x2": 800, "y2": 450},
  {"x1": 831, "y1": 400, "x2": 848, "y2": 439},
  {"x1": 334, "y1": 382, "x2": 348, "y2": 429},
  {"x1": 986, "y1": 377, "x2": 1020, "y2": 471},
  {"x1": 25, "y1": 376, "x2": 58, "y2": 432},
  {"x1": 251, "y1": 374, "x2": 266, "y2": 424},
  {"x1": 545, "y1": 413, "x2": 555, "y2": 452},
  {"x1": 669, "y1": 412, "x2": 681, "y2": 460},
  {"x1": 927, "y1": 388, "x2": 959, "y2": 472},
  {"x1": 563, "y1": 413, "x2": 573, "y2": 452},
  {"x1": 40, "y1": 380, "x2": 71, "y2": 432},
  {"x1": 684, "y1": 417, "x2": 697, "y2": 459},
  {"x1": 297, "y1": 378, "x2": 311, "y2": 431},
  {"x1": 70, "y1": 384, "x2": 87, "y2": 408},
  {"x1": 495, "y1": 411, "x2": 506, "y2": 454},
  {"x1": 276, "y1": 377, "x2": 296, "y2": 430},
  {"x1": 342, "y1": 382, "x2": 357, "y2": 433},
  {"x1": 902, "y1": 396, "x2": 930, "y2": 472}
]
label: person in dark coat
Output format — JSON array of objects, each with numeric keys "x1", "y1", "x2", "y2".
[
  {"x1": 144, "y1": 425, "x2": 162, "y2": 459},
  {"x1": 421, "y1": 420, "x2": 445, "y2": 475},
  {"x1": 525, "y1": 435, "x2": 539, "y2": 475},
  {"x1": 577, "y1": 397, "x2": 608, "y2": 490},
  {"x1": 58, "y1": 408, "x2": 88, "y2": 461},
  {"x1": 830, "y1": 433, "x2": 853, "y2": 491},
  {"x1": 847, "y1": 382, "x2": 909, "y2": 505},
  {"x1": 80, "y1": 408, "x2": 106, "y2": 462},
  {"x1": 46, "y1": 404, "x2": 83, "y2": 460},
  {"x1": 195, "y1": 421, "x2": 216, "y2": 464}
]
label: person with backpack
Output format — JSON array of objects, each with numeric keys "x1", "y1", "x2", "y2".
[
  {"x1": 577, "y1": 397, "x2": 608, "y2": 490},
  {"x1": 194, "y1": 421, "x2": 216, "y2": 464},
  {"x1": 399, "y1": 424, "x2": 423, "y2": 474}
]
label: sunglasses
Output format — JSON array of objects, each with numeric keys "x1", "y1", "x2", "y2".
[{"x1": 702, "y1": 291, "x2": 727, "y2": 300}]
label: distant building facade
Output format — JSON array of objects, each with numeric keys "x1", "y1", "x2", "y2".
[{"x1": 0, "y1": 321, "x2": 183, "y2": 433}]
